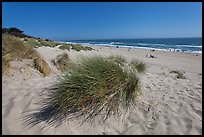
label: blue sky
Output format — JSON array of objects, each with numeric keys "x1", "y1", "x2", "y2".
[{"x1": 2, "y1": 2, "x2": 202, "y2": 40}]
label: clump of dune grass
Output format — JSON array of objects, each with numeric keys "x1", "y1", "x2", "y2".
[
  {"x1": 2, "y1": 56, "x2": 10, "y2": 75},
  {"x1": 2, "y1": 34, "x2": 35, "y2": 74},
  {"x1": 2, "y1": 34, "x2": 51, "y2": 76},
  {"x1": 130, "y1": 60, "x2": 147, "y2": 74},
  {"x1": 2, "y1": 34, "x2": 35, "y2": 59},
  {"x1": 59, "y1": 44, "x2": 71, "y2": 51},
  {"x1": 108, "y1": 55, "x2": 127, "y2": 66},
  {"x1": 82, "y1": 46, "x2": 94, "y2": 51},
  {"x1": 26, "y1": 38, "x2": 43, "y2": 47},
  {"x1": 71, "y1": 44, "x2": 84, "y2": 51},
  {"x1": 170, "y1": 70, "x2": 186, "y2": 79},
  {"x1": 33, "y1": 54, "x2": 51, "y2": 77},
  {"x1": 38, "y1": 39, "x2": 58, "y2": 47},
  {"x1": 59, "y1": 43, "x2": 93, "y2": 51},
  {"x1": 52, "y1": 52, "x2": 70, "y2": 72},
  {"x1": 23, "y1": 55, "x2": 146, "y2": 127},
  {"x1": 71, "y1": 44, "x2": 93, "y2": 51}
]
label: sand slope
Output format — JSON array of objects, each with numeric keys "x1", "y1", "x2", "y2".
[{"x1": 2, "y1": 46, "x2": 202, "y2": 135}]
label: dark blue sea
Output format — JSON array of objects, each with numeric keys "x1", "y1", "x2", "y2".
[{"x1": 61, "y1": 38, "x2": 202, "y2": 53}]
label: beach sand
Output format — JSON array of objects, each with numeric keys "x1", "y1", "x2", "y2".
[{"x1": 2, "y1": 46, "x2": 202, "y2": 135}]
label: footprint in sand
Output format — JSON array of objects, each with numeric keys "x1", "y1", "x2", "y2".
[
  {"x1": 164, "y1": 116, "x2": 171, "y2": 134},
  {"x1": 188, "y1": 95, "x2": 201, "y2": 104},
  {"x1": 189, "y1": 104, "x2": 202, "y2": 117},
  {"x1": 145, "y1": 110, "x2": 159, "y2": 130},
  {"x1": 183, "y1": 117, "x2": 193, "y2": 134}
]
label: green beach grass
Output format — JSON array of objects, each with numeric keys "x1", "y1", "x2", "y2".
[
  {"x1": 2, "y1": 34, "x2": 51, "y2": 76},
  {"x1": 23, "y1": 55, "x2": 146, "y2": 127},
  {"x1": 59, "y1": 43, "x2": 94, "y2": 51},
  {"x1": 52, "y1": 52, "x2": 70, "y2": 72}
]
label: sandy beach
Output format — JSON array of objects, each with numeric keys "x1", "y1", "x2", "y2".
[{"x1": 2, "y1": 46, "x2": 202, "y2": 135}]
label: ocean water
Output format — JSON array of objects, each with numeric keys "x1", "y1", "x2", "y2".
[{"x1": 62, "y1": 38, "x2": 202, "y2": 53}]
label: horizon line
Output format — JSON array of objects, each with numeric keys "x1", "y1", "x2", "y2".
[{"x1": 56, "y1": 36, "x2": 202, "y2": 41}]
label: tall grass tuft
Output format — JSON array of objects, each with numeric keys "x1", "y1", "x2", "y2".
[
  {"x1": 71, "y1": 44, "x2": 84, "y2": 51},
  {"x1": 130, "y1": 60, "x2": 146, "y2": 74},
  {"x1": 83, "y1": 46, "x2": 94, "y2": 51},
  {"x1": 33, "y1": 54, "x2": 51, "y2": 77},
  {"x1": 2, "y1": 56, "x2": 10, "y2": 75},
  {"x1": 23, "y1": 55, "x2": 145, "y2": 127},
  {"x1": 59, "y1": 44, "x2": 71, "y2": 51},
  {"x1": 2, "y1": 34, "x2": 51, "y2": 76},
  {"x1": 52, "y1": 52, "x2": 70, "y2": 72},
  {"x1": 107, "y1": 55, "x2": 127, "y2": 66},
  {"x1": 26, "y1": 38, "x2": 43, "y2": 47},
  {"x1": 38, "y1": 39, "x2": 58, "y2": 47}
]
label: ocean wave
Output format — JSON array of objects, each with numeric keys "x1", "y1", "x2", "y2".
[
  {"x1": 152, "y1": 43, "x2": 166, "y2": 46},
  {"x1": 94, "y1": 44, "x2": 113, "y2": 46},
  {"x1": 136, "y1": 43, "x2": 166, "y2": 46},
  {"x1": 175, "y1": 45, "x2": 202, "y2": 48},
  {"x1": 110, "y1": 42, "x2": 123, "y2": 45},
  {"x1": 65, "y1": 41, "x2": 76, "y2": 44},
  {"x1": 167, "y1": 48, "x2": 183, "y2": 52},
  {"x1": 65, "y1": 42, "x2": 92, "y2": 46},
  {"x1": 192, "y1": 51, "x2": 202, "y2": 54},
  {"x1": 136, "y1": 43, "x2": 151, "y2": 46}
]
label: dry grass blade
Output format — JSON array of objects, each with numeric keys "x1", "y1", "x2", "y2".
[{"x1": 130, "y1": 60, "x2": 146, "y2": 74}]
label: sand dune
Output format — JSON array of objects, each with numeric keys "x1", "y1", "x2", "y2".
[{"x1": 2, "y1": 46, "x2": 202, "y2": 135}]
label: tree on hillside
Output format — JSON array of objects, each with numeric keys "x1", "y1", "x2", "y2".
[
  {"x1": 8, "y1": 27, "x2": 24, "y2": 34},
  {"x1": 2, "y1": 28, "x2": 9, "y2": 33},
  {"x1": 2, "y1": 27, "x2": 34, "y2": 38}
]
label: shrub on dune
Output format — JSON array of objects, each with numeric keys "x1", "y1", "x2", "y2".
[{"x1": 24, "y1": 56, "x2": 146, "y2": 127}]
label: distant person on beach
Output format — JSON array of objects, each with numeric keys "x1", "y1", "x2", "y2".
[
  {"x1": 128, "y1": 47, "x2": 131, "y2": 51},
  {"x1": 146, "y1": 54, "x2": 156, "y2": 58}
]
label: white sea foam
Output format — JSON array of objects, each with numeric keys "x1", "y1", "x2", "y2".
[
  {"x1": 175, "y1": 45, "x2": 202, "y2": 48},
  {"x1": 136, "y1": 43, "x2": 166, "y2": 46},
  {"x1": 136, "y1": 43, "x2": 151, "y2": 46},
  {"x1": 191, "y1": 51, "x2": 202, "y2": 54},
  {"x1": 110, "y1": 42, "x2": 123, "y2": 45},
  {"x1": 94, "y1": 43, "x2": 120, "y2": 47},
  {"x1": 152, "y1": 43, "x2": 166, "y2": 46}
]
